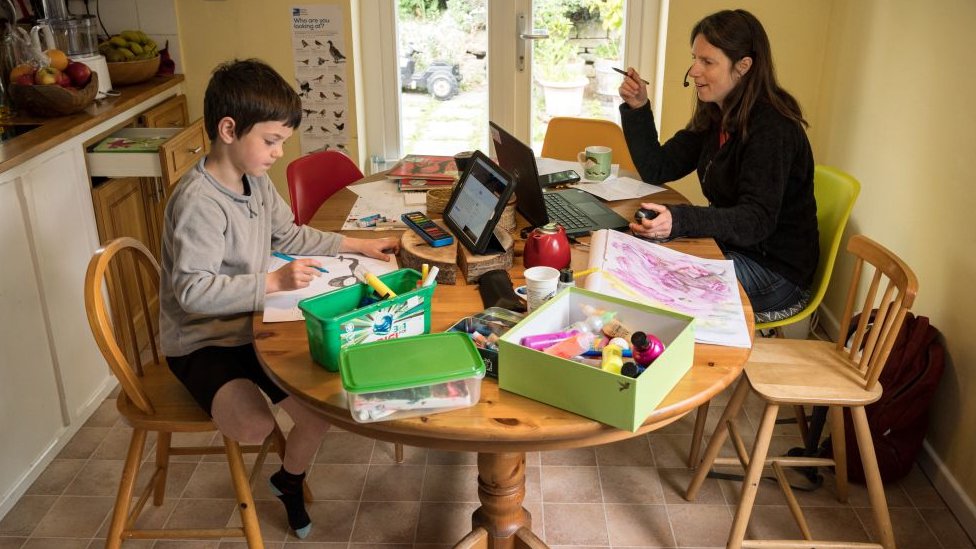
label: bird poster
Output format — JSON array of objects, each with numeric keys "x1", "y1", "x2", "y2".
[{"x1": 291, "y1": 6, "x2": 350, "y2": 155}]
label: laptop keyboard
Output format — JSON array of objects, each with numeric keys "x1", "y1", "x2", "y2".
[{"x1": 544, "y1": 193, "x2": 590, "y2": 230}]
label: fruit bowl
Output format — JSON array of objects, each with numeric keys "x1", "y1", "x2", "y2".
[
  {"x1": 107, "y1": 55, "x2": 160, "y2": 86},
  {"x1": 9, "y1": 73, "x2": 99, "y2": 117}
]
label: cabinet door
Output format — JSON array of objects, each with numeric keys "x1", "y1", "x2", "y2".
[
  {"x1": 140, "y1": 94, "x2": 189, "y2": 128},
  {"x1": 19, "y1": 145, "x2": 108, "y2": 422},
  {"x1": 91, "y1": 176, "x2": 158, "y2": 358},
  {"x1": 141, "y1": 94, "x2": 189, "y2": 248}
]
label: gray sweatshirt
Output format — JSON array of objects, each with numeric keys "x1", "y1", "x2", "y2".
[{"x1": 160, "y1": 159, "x2": 342, "y2": 356}]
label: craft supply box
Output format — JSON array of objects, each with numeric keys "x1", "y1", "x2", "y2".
[
  {"x1": 299, "y1": 269, "x2": 434, "y2": 371},
  {"x1": 447, "y1": 307, "x2": 524, "y2": 379},
  {"x1": 498, "y1": 287, "x2": 695, "y2": 431},
  {"x1": 339, "y1": 332, "x2": 486, "y2": 423}
]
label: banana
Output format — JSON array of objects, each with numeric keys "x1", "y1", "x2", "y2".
[
  {"x1": 120, "y1": 30, "x2": 141, "y2": 42},
  {"x1": 128, "y1": 42, "x2": 144, "y2": 54},
  {"x1": 109, "y1": 36, "x2": 128, "y2": 47}
]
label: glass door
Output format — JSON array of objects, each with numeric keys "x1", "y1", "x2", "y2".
[{"x1": 361, "y1": 0, "x2": 659, "y2": 164}]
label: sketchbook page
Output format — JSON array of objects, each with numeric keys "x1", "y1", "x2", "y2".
[
  {"x1": 584, "y1": 230, "x2": 752, "y2": 348},
  {"x1": 263, "y1": 253, "x2": 399, "y2": 322},
  {"x1": 536, "y1": 157, "x2": 620, "y2": 183}
]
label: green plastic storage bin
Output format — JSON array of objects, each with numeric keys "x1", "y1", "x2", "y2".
[
  {"x1": 298, "y1": 268, "x2": 434, "y2": 371},
  {"x1": 339, "y1": 332, "x2": 486, "y2": 422}
]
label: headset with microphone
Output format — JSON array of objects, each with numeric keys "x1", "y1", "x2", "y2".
[{"x1": 683, "y1": 66, "x2": 692, "y2": 87}]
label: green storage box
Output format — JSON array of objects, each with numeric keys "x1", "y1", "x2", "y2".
[
  {"x1": 498, "y1": 287, "x2": 695, "y2": 431},
  {"x1": 298, "y1": 268, "x2": 434, "y2": 371},
  {"x1": 339, "y1": 332, "x2": 486, "y2": 423}
]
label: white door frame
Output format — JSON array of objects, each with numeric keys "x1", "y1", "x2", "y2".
[{"x1": 359, "y1": 0, "x2": 662, "y2": 163}]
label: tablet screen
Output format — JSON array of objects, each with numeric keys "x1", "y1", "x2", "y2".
[{"x1": 444, "y1": 153, "x2": 513, "y2": 254}]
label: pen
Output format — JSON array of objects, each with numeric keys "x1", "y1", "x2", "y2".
[
  {"x1": 612, "y1": 66, "x2": 650, "y2": 85},
  {"x1": 272, "y1": 251, "x2": 328, "y2": 273},
  {"x1": 422, "y1": 266, "x2": 440, "y2": 287}
]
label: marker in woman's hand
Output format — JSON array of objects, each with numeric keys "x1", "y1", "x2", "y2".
[{"x1": 612, "y1": 67, "x2": 649, "y2": 85}]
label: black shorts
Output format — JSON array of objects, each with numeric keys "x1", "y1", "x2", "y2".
[{"x1": 166, "y1": 343, "x2": 288, "y2": 416}]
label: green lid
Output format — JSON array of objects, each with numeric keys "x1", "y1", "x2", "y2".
[{"x1": 339, "y1": 332, "x2": 486, "y2": 393}]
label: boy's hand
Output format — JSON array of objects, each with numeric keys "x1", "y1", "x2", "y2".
[
  {"x1": 266, "y1": 259, "x2": 323, "y2": 293},
  {"x1": 341, "y1": 236, "x2": 400, "y2": 261}
]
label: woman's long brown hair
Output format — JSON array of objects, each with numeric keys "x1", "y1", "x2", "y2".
[{"x1": 687, "y1": 9, "x2": 807, "y2": 140}]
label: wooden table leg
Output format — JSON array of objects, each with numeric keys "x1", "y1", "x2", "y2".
[{"x1": 465, "y1": 452, "x2": 537, "y2": 549}]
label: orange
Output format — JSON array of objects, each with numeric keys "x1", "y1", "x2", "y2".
[
  {"x1": 45, "y1": 49, "x2": 69, "y2": 71},
  {"x1": 9, "y1": 63, "x2": 35, "y2": 82}
]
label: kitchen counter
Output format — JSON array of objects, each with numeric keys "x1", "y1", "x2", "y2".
[{"x1": 0, "y1": 75, "x2": 185, "y2": 173}]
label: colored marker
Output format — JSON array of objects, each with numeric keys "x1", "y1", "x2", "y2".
[
  {"x1": 272, "y1": 251, "x2": 328, "y2": 273},
  {"x1": 423, "y1": 266, "x2": 439, "y2": 287},
  {"x1": 354, "y1": 265, "x2": 397, "y2": 299}
]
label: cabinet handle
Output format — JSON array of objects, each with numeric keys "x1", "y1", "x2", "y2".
[{"x1": 189, "y1": 146, "x2": 203, "y2": 154}]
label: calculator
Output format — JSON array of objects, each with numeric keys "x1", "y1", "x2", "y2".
[{"x1": 401, "y1": 211, "x2": 454, "y2": 247}]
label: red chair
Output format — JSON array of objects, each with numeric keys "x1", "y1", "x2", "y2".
[{"x1": 287, "y1": 150, "x2": 364, "y2": 225}]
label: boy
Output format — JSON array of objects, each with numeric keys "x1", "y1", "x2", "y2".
[{"x1": 159, "y1": 59, "x2": 398, "y2": 538}]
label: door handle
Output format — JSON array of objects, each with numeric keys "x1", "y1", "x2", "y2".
[
  {"x1": 188, "y1": 146, "x2": 202, "y2": 154},
  {"x1": 517, "y1": 13, "x2": 549, "y2": 72}
]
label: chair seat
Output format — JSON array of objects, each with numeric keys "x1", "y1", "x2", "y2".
[
  {"x1": 745, "y1": 339, "x2": 882, "y2": 406},
  {"x1": 117, "y1": 361, "x2": 215, "y2": 432}
]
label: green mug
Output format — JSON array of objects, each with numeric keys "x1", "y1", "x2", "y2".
[{"x1": 577, "y1": 145, "x2": 612, "y2": 181}]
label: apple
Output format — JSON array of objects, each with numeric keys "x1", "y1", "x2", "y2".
[
  {"x1": 14, "y1": 73, "x2": 34, "y2": 86},
  {"x1": 64, "y1": 61, "x2": 91, "y2": 88},
  {"x1": 34, "y1": 67, "x2": 61, "y2": 85},
  {"x1": 57, "y1": 71, "x2": 72, "y2": 87}
]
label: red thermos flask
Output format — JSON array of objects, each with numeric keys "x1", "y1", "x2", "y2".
[{"x1": 523, "y1": 223, "x2": 571, "y2": 270}]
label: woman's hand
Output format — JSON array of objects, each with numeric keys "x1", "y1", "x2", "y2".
[
  {"x1": 266, "y1": 259, "x2": 323, "y2": 294},
  {"x1": 629, "y1": 202, "x2": 672, "y2": 240},
  {"x1": 619, "y1": 67, "x2": 649, "y2": 110},
  {"x1": 340, "y1": 236, "x2": 400, "y2": 261}
]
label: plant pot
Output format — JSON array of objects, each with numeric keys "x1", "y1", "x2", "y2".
[
  {"x1": 594, "y1": 58, "x2": 620, "y2": 97},
  {"x1": 537, "y1": 76, "x2": 588, "y2": 117}
]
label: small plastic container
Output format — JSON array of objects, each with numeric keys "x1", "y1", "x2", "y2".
[
  {"x1": 339, "y1": 332, "x2": 486, "y2": 423},
  {"x1": 298, "y1": 268, "x2": 434, "y2": 371},
  {"x1": 446, "y1": 307, "x2": 523, "y2": 378}
]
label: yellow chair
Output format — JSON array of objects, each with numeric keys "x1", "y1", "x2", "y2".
[
  {"x1": 85, "y1": 237, "x2": 301, "y2": 548},
  {"x1": 686, "y1": 234, "x2": 918, "y2": 549},
  {"x1": 686, "y1": 165, "x2": 861, "y2": 466},
  {"x1": 541, "y1": 116, "x2": 637, "y2": 171}
]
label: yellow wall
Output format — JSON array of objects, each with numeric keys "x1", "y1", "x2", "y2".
[
  {"x1": 659, "y1": 2, "x2": 831, "y2": 206},
  {"x1": 814, "y1": 0, "x2": 976, "y2": 501},
  {"x1": 173, "y1": 0, "x2": 358, "y2": 199}
]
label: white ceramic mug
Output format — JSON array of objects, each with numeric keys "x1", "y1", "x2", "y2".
[{"x1": 523, "y1": 266, "x2": 560, "y2": 312}]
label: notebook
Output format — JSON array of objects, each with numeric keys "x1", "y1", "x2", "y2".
[{"x1": 488, "y1": 121, "x2": 629, "y2": 236}]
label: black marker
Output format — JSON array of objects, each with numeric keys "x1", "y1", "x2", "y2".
[{"x1": 612, "y1": 67, "x2": 650, "y2": 85}]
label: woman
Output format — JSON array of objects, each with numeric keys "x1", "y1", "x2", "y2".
[{"x1": 619, "y1": 9, "x2": 818, "y2": 316}]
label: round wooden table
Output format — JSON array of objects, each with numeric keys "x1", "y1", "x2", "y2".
[{"x1": 254, "y1": 180, "x2": 753, "y2": 549}]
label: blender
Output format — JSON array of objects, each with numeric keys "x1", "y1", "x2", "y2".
[{"x1": 40, "y1": 0, "x2": 112, "y2": 98}]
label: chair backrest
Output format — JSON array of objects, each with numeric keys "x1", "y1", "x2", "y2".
[
  {"x1": 287, "y1": 150, "x2": 364, "y2": 225},
  {"x1": 85, "y1": 237, "x2": 162, "y2": 416},
  {"x1": 757, "y1": 165, "x2": 861, "y2": 330},
  {"x1": 836, "y1": 234, "x2": 919, "y2": 391},
  {"x1": 541, "y1": 117, "x2": 637, "y2": 171}
]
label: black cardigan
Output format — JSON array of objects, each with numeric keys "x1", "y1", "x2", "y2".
[{"x1": 620, "y1": 100, "x2": 819, "y2": 288}]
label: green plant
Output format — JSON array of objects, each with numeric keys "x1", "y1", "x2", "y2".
[
  {"x1": 582, "y1": 0, "x2": 623, "y2": 60},
  {"x1": 533, "y1": 0, "x2": 586, "y2": 82}
]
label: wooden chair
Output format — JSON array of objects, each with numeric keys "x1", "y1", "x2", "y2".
[
  {"x1": 287, "y1": 150, "x2": 363, "y2": 225},
  {"x1": 685, "y1": 234, "x2": 918, "y2": 549},
  {"x1": 85, "y1": 237, "x2": 296, "y2": 548},
  {"x1": 540, "y1": 116, "x2": 637, "y2": 171},
  {"x1": 686, "y1": 165, "x2": 862, "y2": 466}
]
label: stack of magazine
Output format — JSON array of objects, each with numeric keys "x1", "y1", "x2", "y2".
[{"x1": 387, "y1": 154, "x2": 458, "y2": 191}]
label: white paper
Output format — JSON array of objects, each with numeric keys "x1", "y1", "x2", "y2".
[
  {"x1": 342, "y1": 179, "x2": 424, "y2": 230},
  {"x1": 263, "y1": 253, "x2": 398, "y2": 322},
  {"x1": 536, "y1": 157, "x2": 620, "y2": 183},
  {"x1": 584, "y1": 230, "x2": 752, "y2": 348},
  {"x1": 570, "y1": 176, "x2": 666, "y2": 202}
]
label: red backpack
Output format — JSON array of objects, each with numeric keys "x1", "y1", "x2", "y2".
[{"x1": 829, "y1": 312, "x2": 945, "y2": 483}]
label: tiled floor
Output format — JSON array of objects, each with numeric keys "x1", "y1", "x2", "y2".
[{"x1": 2, "y1": 385, "x2": 973, "y2": 549}]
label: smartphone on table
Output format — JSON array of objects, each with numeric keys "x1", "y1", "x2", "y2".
[{"x1": 539, "y1": 169, "x2": 581, "y2": 188}]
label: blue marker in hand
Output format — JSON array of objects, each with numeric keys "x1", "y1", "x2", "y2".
[{"x1": 272, "y1": 251, "x2": 328, "y2": 273}]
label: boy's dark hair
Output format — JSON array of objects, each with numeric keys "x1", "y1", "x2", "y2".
[{"x1": 203, "y1": 58, "x2": 302, "y2": 141}]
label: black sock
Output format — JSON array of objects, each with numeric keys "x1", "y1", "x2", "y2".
[{"x1": 269, "y1": 468, "x2": 310, "y2": 536}]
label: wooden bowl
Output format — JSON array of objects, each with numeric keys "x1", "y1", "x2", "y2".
[
  {"x1": 9, "y1": 73, "x2": 99, "y2": 117},
  {"x1": 107, "y1": 55, "x2": 160, "y2": 86}
]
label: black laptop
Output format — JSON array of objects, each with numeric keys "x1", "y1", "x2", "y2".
[{"x1": 488, "y1": 121, "x2": 629, "y2": 236}]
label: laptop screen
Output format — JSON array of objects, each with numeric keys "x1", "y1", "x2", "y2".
[{"x1": 488, "y1": 121, "x2": 549, "y2": 228}]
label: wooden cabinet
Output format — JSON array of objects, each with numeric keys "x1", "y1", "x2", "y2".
[
  {"x1": 140, "y1": 94, "x2": 189, "y2": 128},
  {"x1": 139, "y1": 94, "x2": 191, "y2": 246}
]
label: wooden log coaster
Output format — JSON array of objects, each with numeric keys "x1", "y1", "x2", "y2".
[
  {"x1": 396, "y1": 220, "x2": 458, "y2": 284},
  {"x1": 456, "y1": 227, "x2": 514, "y2": 283}
]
